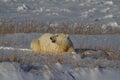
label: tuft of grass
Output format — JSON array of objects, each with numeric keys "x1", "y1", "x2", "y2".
[{"x1": 0, "y1": 20, "x2": 15, "y2": 34}]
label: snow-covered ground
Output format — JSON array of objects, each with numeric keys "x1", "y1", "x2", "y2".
[
  {"x1": 0, "y1": 62, "x2": 120, "y2": 80},
  {"x1": 0, "y1": 0, "x2": 120, "y2": 27},
  {"x1": 0, "y1": 0, "x2": 120, "y2": 80},
  {"x1": 0, "y1": 33, "x2": 120, "y2": 80}
]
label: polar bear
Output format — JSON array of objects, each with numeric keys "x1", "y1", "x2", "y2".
[
  {"x1": 50, "y1": 33, "x2": 74, "y2": 52},
  {"x1": 30, "y1": 39, "x2": 41, "y2": 53},
  {"x1": 30, "y1": 33, "x2": 74, "y2": 55}
]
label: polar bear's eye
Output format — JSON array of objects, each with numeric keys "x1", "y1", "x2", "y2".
[{"x1": 50, "y1": 37, "x2": 52, "y2": 40}]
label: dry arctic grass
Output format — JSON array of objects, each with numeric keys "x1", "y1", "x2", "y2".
[
  {"x1": 0, "y1": 20, "x2": 120, "y2": 34},
  {"x1": 0, "y1": 49, "x2": 120, "y2": 71}
]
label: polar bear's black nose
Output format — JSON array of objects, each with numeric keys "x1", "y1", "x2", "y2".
[{"x1": 51, "y1": 39, "x2": 56, "y2": 43}]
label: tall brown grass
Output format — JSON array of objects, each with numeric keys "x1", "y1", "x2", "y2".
[{"x1": 0, "y1": 20, "x2": 120, "y2": 34}]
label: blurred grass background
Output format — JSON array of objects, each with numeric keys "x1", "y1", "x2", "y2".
[{"x1": 0, "y1": 19, "x2": 120, "y2": 35}]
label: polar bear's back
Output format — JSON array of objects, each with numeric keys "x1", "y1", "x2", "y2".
[{"x1": 31, "y1": 39, "x2": 41, "y2": 53}]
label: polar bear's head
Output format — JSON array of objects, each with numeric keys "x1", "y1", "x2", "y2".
[
  {"x1": 50, "y1": 33, "x2": 69, "y2": 45},
  {"x1": 50, "y1": 33, "x2": 68, "y2": 42},
  {"x1": 50, "y1": 34, "x2": 58, "y2": 43},
  {"x1": 49, "y1": 33, "x2": 74, "y2": 53}
]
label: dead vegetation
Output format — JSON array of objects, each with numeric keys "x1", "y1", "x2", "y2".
[
  {"x1": 0, "y1": 19, "x2": 120, "y2": 35},
  {"x1": 0, "y1": 49, "x2": 120, "y2": 71},
  {"x1": 0, "y1": 48, "x2": 119, "y2": 63}
]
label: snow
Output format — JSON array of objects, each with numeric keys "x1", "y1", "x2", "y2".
[
  {"x1": 55, "y1": 62, "x2": 63, "y2": 70},
  {"x1": 0, "y1": 0, "x2": 120, "y2": 79},
  {"x1": 0, "y1": 33, "x2": 120, "y2": 80},
  {"x1": 0, "y1": 62, "x2": 120, "y2": 80},
  {"x1": 17, "y1": 4, "x2": 29, "y2": 11},
  {"x1": 104, "y1": 1, "x2": 114, "y2": 5},
  {"x1": 0, "y1": 0, "x2": 120, "y2": 26},
  {"x1": 0, "y1": 46, "x2": 32, "y2": 51}
]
